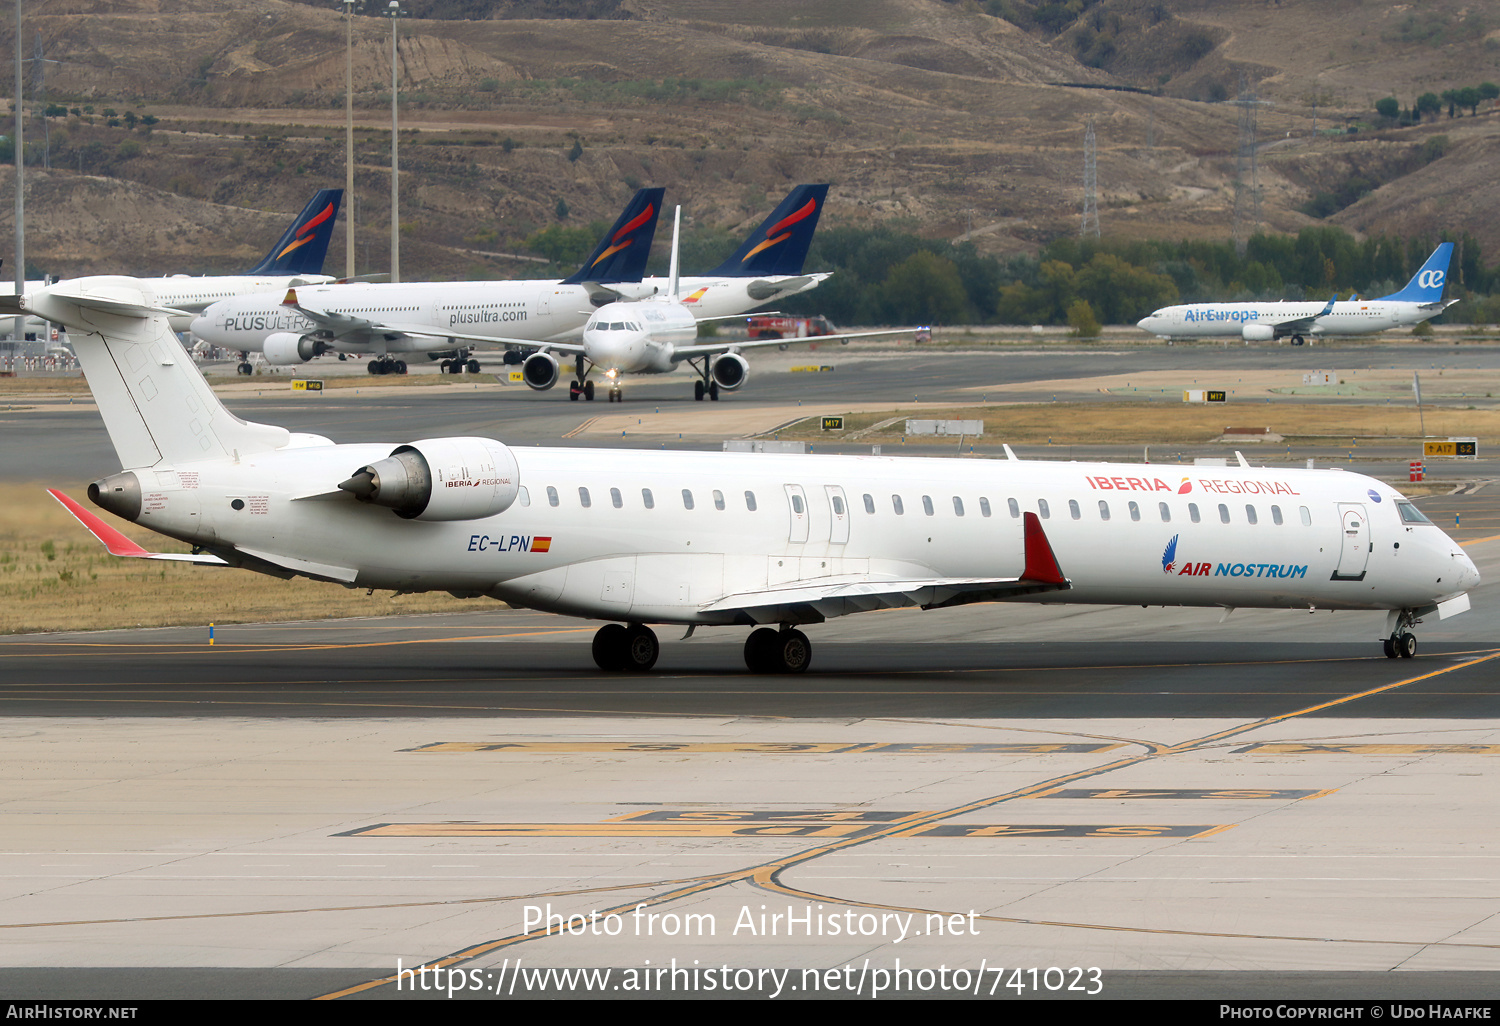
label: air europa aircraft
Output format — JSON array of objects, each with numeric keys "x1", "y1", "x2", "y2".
[
  {"x1": 1136, "y1": 244, "x2": 1458, "y2": 344},
  {"x1": 20, "y1": 279, "x2": 1477, "y2": 674}
]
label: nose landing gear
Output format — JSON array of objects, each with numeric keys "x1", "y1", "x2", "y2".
[{"x1": 1383, "y1": 608, "x2": 1420, "y2": 659}]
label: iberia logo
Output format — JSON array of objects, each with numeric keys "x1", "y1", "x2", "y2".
[
  {"x1": 589, "y1": 203, "x2": 656, "y2": 269},
  {"x1": 1178, "y1": 477, "x2": 1192, "y2": 494},
  {"x1": 741, "y1": 196, "x2": 817, "y2": 263},
  {"x1": 682, "y1": 287, "x2": 710, "y2": 304},
  {"x1": 275, "y1": 201, "x2": 336, "y2": 259}
]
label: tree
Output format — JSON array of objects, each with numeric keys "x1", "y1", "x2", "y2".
[
  {"x1": 1456, "y1": 86, "x2": 1482, "y2": 116},
  {"x1": 567, "y1": 138, "x2": 583, "y2": 162},
  {"x1": 1375, "y1": 96, "x2": 1400, "y2": 120},
  {"x1": 1416, "y1": 92, "x2": 1442, "y2": 120},
  {"x1": 554, "y1": 197, "x2": 569, "y2": 220},
  {"x1": 880, "y1": 251, "x2": 971, "y2": 324},
  {"x1": 1067, "y1": 299, "x2": 1101, "y2": 338}
]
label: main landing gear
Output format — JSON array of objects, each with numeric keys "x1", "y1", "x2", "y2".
[
  {"x1": 591, "y1": 623, "x2": 659, "y2": 672},
  {"x1": 689, "y1": 357, "x2": 720, "y2": 402},
  {"x1": 744, "y1": 626, "x2": 812, "y2": 674},
  {"x1": 438, "y1": 349, "x2": 480, "y2": 374},
  {"x1": 567, "y1": 357, "x2": 599, "y2": 402},
  {"x1": 236, "y1": 352, "x2": 253, "y2": 375},
  {"x1": 1383, "y1": 609, "x2": 1420, "y2": 659},
  {"x1": 367, "y1": 358, "x2": 408, "y2": 375}
]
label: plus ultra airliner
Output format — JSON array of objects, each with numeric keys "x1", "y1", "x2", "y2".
[
  {"x1": 1136, "y1": 244, "x2": 1458, "y2": 344},
  {"x1": 15, "y1": 277, "x2": 1477, "y2": 674},
  {"x1": 188, "y1": 185, "x2": 834, "y2": 380}
]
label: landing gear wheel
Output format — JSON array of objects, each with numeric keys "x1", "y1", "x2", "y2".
[
  {"x1": 609, "y1": 386, "x2": 622, "y2": 402},
  {"x1": 584, "y1": 380, "x2": 595, "y2": 401},
  {"x1": 1291, "y1": 334, "x2": 1306, "y2": 346},
  {"x1": 440, "y1": 360, "x2": 452, "y2": 373},
  {"x1": 395, "y1": 360, "x2": 407, "y2": 375},
  {"x1": 238, "y1": 362, "x2": 253, "y2": 375},
  {"x1": 592, "y1": 624, "x2": 627, "y2": 671},
  {"x1": 744, "y1": 627, "x2": 779, "y2": 674},
  {"x1": 367, "y1": 361, "x2": 383, "y2": 375},
  {"x1": 1383, "y1": 637, "x2": 1397, "y2": 659},
  {"x1": 569, "y1": 382, "x2": 581, "y2": 401},
  {"x1": 467, "y1": 359, "x2": 480, "y2": 374},
  {"x1": 694, "y1": 380, "x2": 705, "y2": 401},
  {"x1": 503, "y1": 349, "x2": 522, "y2": 365},
  {"x1": 1397, "y1": 632, "x2": 1417, "y2": 659},
  {"x1": 709, "y1": 381, "x2": 719, "y2": 401},
  {"x1": 774, "y1": 628, "x2": 812, "y2": 674},
  {"x1": 622, "y1": 625, "x2": 660, "y2": 672}
]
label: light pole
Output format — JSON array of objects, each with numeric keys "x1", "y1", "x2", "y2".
[
  {"x1": 13, "y1": 0, "x2": 24, "y2": 344},
  {"x1": 343, "y1": 0, "x2": 357, "y2": 280},
  {"x1": 388, "y1": 0, "x2": 400, "y2": 284}
]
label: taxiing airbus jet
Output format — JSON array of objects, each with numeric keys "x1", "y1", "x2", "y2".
[
  {"x1": 15, "y1": 277, "x2": 1477, "y2": 674},
  {"x1": 1136, "y1": 244, "x2": 1458, "y2": 344},
  {"x1": 188, "y1": 185, "x2": 832, "y2": 377},
  {"x1": 519, "y1": 208, "x2": 906, "y2": 401}
]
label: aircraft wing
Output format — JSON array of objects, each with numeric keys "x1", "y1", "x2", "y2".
[
  {"x1": 697, "y1": 511, "x2": 1069, "y2": 623},
  {"x1": 281, "y1": 289, "x2": 580, "y2": 353},
  {"x1": 49, "y1": 490, "x2": 228, "y2": 565},
  {"x1": 1262, "y1": 296, "x2": 1336, "y2": 337},
  {"x1": 671, "y1": 327, "x2": 911, "y2": 361}
]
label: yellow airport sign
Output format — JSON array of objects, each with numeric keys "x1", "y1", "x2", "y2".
[
  {"x1": 1423, "y1": 438, "x2": 1478, "y2": 458},
  {"x1": 291, "y1": 379, "x2": 324, "y2": 392},
  {"x1": 821, "y1": 416, "x2": 845, "y2": 431}
]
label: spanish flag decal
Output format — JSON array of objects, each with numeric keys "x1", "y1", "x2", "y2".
[{"x1": 532, "y1": 536, "x2": 552, "y2": 553}]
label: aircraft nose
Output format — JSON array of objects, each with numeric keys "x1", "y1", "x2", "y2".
[{"x1": 1136, "y1": 316, "x2": 1155, "y2": 331}]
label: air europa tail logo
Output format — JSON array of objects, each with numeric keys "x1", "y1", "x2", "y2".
[{"x1": 742, "y1": 196, "x2": 817, "y2": 263}]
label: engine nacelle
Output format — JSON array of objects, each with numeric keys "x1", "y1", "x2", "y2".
[
  {"x1": 522, "y1": 351, "x2": 560, "y2": 390},
  {"x1": 710, "y1": 352, "x2": 749, "y2": 391},
  {"x1": 263, "y1": 332, "x2": 325, "y2": 365},
  {"x1": 1241, "y1": 323, "x2": 1275, "y2": 342},
  {"x1": 339, "y1": 437, "x2": 520, "y2": 521}
]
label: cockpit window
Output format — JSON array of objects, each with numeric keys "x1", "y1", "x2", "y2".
[
  {"x1": 1397, "y1": 501, "x2": 1432, "y2": 524},
  {"x1": 610, "y1": 322, "x2": 626, "y2": 330}
]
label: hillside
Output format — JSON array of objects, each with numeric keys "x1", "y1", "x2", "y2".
[{"x1": 2, "y1": 0, "x2": 1497, "y2": 282}]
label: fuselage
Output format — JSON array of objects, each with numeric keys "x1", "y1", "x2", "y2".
[
  {"x1": 45, "y1": 273, "x2": 337, "y2": 334},
  {"x1": 581, "y1": 299, "x2": 699, "y2": 374},
  {"x1": 188, "y1": 274, "x2": 819, "y2": 356},
  {"x1": 1137, "y1": 299, "x2": 1437, "y2": 339},
  {"x1": 125, "y1": 446, "x2": 1478, "y2": 627}
]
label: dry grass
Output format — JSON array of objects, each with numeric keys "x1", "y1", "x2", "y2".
[
  {"x1": 0, "y1": 483, "x2": 481, "y2": 634},
  {"x1": 771, "y1": 403, "x2": 1500, "y2": 445}
]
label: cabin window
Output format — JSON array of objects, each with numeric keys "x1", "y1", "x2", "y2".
[
  {"x1": 1300, "y1": 505, "x2": 1312, "y2": 526},
  {"x1": 713, "y1": 489, "x2": 725, "y2": 511},
  {"x1": 980, "y1": 497, "x2": 992, "y2": 517},
  {"x1": 518, "y1": 486, "x2": 530, "y2": 507},
  {"x1": 1128, "y1": 500, "x2": 1140, "y2": 522},
  {"x1": 1038, "y1": 498, "x2": 1050, "y2": 519},
  {"x1": 578, "y1": 486, "x2": 591, "y2": 508},
  {"x1": 791, "y1": 494, "x2": 804, "y2": 515},
  {"x1": 921, "y1": 495, "x2": 935, "y2": 516},
  {"x1": 1159, "y1": 501, "x2": 1171, "y2": 522},
  {"x1": 952, "y1": 496, "x2": 964, "y2": 516},
  {"x1": 610, "y1": 487, "x2": 623, "y2": 509},
  {"x1": 1272, "y1": 505, "x2": 1283, "y2": 525},
  {"x1": 892, "y1": 495, "x2": 905, "y2": 516},
  {"x1": 745, "y1": 490, "x2": 757, "y2": 512},
  {"x1": 1069, "y1": 499, "x2": 1081, "y2": 520},
  {"x1": 1189, "y1": 503, "x2": 1201, "y2": 524},
  {"x1": 1218, "y1": 503, "x2": 1230, "y2": 524},
  {"x1": 683, "y1": 489, "x2": 696, "y2": 510},
  {"x1": 546, "y1": 486, "x2": 559, "y2": 508},
  {"x1": 642, "y1": 488, "x2": 655, "y2": 510},
  {"x1": 863, "y1": 493, "x2": 875, "y2": 515},
  {"x1": 1099, "y1": 500, "x2": 1110, "y2": 521},
  {"x1": 1245, "y1": 504, "x2": 1257, "y2": 525},
  {"x1": 831, "y1": 496, "x2": 845, "y2": 517},
  {"x1": 1007, "y1": 497, "x2": 1020, "y2": 519}
]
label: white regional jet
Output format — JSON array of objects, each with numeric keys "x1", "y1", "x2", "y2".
[
  {"x1": 19, "y1": 278, "x2": 1478, "y2": 673},
  {"x1": 521, "y1": 208, "x2": 906, "y2": 402},
  {"x1": 188, "y1": 185, "x2": 834, "y2": 382},
  {"x1": 1136, "y1": 243, "x2": 1458, "y2": 344}
]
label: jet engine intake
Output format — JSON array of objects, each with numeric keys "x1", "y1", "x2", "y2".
[
  {"x1": 339, "y1": 437, "x2": 520, "y2": 521},
  {"x1": 1241, "y1": 323, "x2": 1275, "y2": 342},
  {"x1": 710, "y1": 352, "x2": 749, "y2": 391},
  {"x1": 263, "y1": 332, "x2": 326, "y2": 365},
  {"x1": 522, "y1": 351, "x2": 560, "y2": 390}
]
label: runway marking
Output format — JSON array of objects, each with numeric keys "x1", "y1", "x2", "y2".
[
  {"x1": 316, "y1": 647, "x2": 1500, "y2": 1000},
  {"x1": 402, "y1": 741, "x2": 1126, "y2": 754},
  {"x1": 1233, "y1": 743, "x2": 1500, "y2": 755},
  {"x1": 339, "y1": 816, "x2": 1226, "y2": 840},
  {"x1": 1027, "y1": 788, "x2": 1333, "y2": 800}
]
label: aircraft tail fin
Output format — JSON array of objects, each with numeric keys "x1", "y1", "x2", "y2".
[
  {"x1": 707, "y1": 184, "x2": 829, "y2": 278},
  {"x1": 18, "y1": 279, "x2": 290, "y2": 469},
  {"x1": 245, "y1": 189, "x2": 343, "y2": 276},
  {"x1": 1377, "y1": 243, "x2": 1454, "y2": 304},
  {"x1": 559, "y1": 188, "x2": 665, "y2": 285}
]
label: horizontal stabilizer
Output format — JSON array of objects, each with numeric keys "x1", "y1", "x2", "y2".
[{"x1": 48, "y1": 489, "x2": 227, "y2": 564}]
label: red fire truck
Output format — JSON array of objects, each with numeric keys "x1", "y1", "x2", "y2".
[{"x1": 744, "y1": 315, "x2": 835, "y2": 340}]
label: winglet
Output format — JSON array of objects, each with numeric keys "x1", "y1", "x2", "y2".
[
  {"x1": 48, "y1": 489, "x2": 152, "y2": 557},
  {"x1": 1316, "y1": 295, "x2": 1336, "y2": 317},
  {"x1": 1020, "y1": 511, "x2": 1066, "y2": 585}
]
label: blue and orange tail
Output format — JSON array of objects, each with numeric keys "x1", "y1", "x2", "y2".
[
  {"x1": 560, "y1": 188, "x2": 665, "y2": 284},
  {"x1": 246, "y1": 189, "x2": 343, "y2": 276},
  {"x1": 1377, "y1": 243, "x2": 1454, "y2": 304},
  {"x1": 707, "y1": 184, "x2": 829, "y2": 278}
]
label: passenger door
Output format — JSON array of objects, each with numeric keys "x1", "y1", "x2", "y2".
[{"x1": 1331, "y1": 502, "x2": 1370, "y2": 581}]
